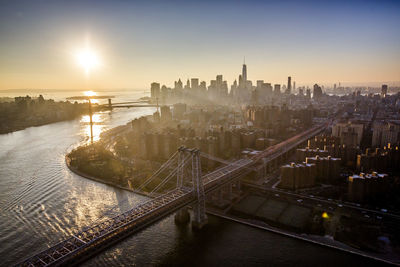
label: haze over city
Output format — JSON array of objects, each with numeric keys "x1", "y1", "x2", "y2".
[{"x1": 0, "y1": 0, "x2": 400, "y2": 90}]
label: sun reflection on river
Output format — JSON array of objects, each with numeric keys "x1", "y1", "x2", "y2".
[
  {"x1": 80, "y1": 113, "x2": 105, "y2": 142},
  {"x1": 81, "y1": 114, "x2": 102, "y2": 123},
  {"x1": 83, "y1": 90, "x2": 97, "y2": 97}
]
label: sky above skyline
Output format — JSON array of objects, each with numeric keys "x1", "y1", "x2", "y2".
[{"x1": 0, "y1": 0, "x2": 399, "y2": 90}]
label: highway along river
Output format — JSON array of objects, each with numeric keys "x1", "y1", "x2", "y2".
[{"x1": 0, "y1": 99, "x2": 390, "y2": 266}]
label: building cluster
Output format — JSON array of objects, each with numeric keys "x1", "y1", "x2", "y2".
[
  {"x1": 348, "y1": 172, "x2": 390, "y2": 203},
  {"x1": 280, "y1": 162, "x2": 317, "y2": 190},
  {"x1": 127, "y1": 102, "x2": 316, "y2": 169},
  {"x1": 372, "y1": 120, "x2": 400, "y2": 148},
  {"x1": 245, "y1": 104, "x2": 313, "y2": 128},
  {"x1": 134, "y1": 124, "x2": 280, "y2": 165},
  {"x1": 305, "y1": 155, "x2": 341, "y2": 184},
  {"x1": 278, "y1": 83, "x2": 400, "y2": 191},
  {"x1": 302, "y1": 135, "x2": 358, "y2": 167},
  {"x1": 296, "y1": 147, "x2": 329, "y2": 162},
  {"x1": 357, "y1": 146, "x2": 400, "y2": 173},
  {"x1": 332, "y1": 121, "x2": 364, "y2": 147},
  {"x1": 128, "y1": 86, "x2": 320, "y2": 167},
  {"x1": 279, "y1": 123, "x2": 399, "y2": 194},
  {"x1": 280, "y1": 147, "x2": 341, "y2": 189},
  {"x1": 307, "y1": 135, "x2": 341, "y2": 149}
]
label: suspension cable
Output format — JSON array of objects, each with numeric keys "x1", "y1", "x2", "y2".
[
  {"x1": 150, "y1": 153, "x2": 193, "y2": 195},
  {"x1": 138, "y1": 151, "x2": 179, "y2": 190}
]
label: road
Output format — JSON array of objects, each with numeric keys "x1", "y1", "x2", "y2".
[{"x1": 243, "y1": 180, "x2": 400, "y2": 222}]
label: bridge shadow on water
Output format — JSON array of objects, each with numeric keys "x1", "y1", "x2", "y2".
[{"x1": 84, "y1": 213, "x2": 390, "y2": 267}]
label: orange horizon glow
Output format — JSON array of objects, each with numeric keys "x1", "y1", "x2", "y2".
[{"x1": 0, "y1": 1, "x2": 399, "y2": 90}]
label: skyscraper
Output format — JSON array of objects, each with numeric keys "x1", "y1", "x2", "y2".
[
  {"x1": 200, "y1": 81, "x2": 207, "y2": 91},
  {"x1": 151, "y1": 82, "x2": 160, "y2": 99},
  {"x1": 306, "y1": 88, "x2": 311, "y2": 99},
  {"x1": 286, "y1": 76, "x2": 292, "y2": 94},
  {"x1": 242, "y1": 64, "x2": 247, "y2": 82},
  {"x1": 174, "y1": 79, "x2": 183, "y2": 90},
  {"x1": 381, "y1": 84, "x2": 388, "y2": 98},
  {"x1": 238, "y1": 74, "x2": 243, "y2": 87},
  {"x1": 216, "y1": 75, "x2": 223, "y2": 86},
  {"x1": 274, "y1": 84, "x2": 281, "y2": 95},
  {"x1": 185, "y1": 79, "x2": 190, "y2": 90},
  {"x1": 313, "y1": 84, "x2": 323, "y2": 98},
  {"x1": 191, "y1": 78, "x2": 199, "y2": 89}
]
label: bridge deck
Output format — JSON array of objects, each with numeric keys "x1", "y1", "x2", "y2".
[
  {"x1": 20, "y1": 188, "x2": 193, "y2": 267},
  {"x1": 203, "y1": 159, "x2": 253, "y2": 188}
]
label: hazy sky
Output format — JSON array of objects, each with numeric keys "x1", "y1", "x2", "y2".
[{"x1": 0, "y1": 0, "x2": 399, "y2": 90}]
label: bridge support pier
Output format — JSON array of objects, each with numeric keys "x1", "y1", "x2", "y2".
[
  {"x1": 192, "y1": 208, "x2": 208, "y2": 230},
  {"x1": 175, "y1": 207, "x2": 190, "y2": 225}
]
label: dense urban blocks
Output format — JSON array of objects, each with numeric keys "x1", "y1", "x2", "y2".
[
  {"x1": 348, "y1": 172, "x2": 389, "y2": 203},
  {"x1": 280, "y1": 162, "x2": 317, "y2": 190}
]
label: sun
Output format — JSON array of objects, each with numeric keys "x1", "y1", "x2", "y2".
[{"x1": 76, "y1": 48, "x2": 100, "y2": 74}]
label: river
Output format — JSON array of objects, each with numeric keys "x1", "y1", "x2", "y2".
[{"x1": 0, "y1": 90, "x2": 389, "y2": 266}]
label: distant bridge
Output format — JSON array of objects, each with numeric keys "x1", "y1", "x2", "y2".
[
  {"x1": 19, "y1": 122, "x2": 327, "y2": 267},
  {"x1": 97, "y1": 99, "x2": 169, "y2": 109}
]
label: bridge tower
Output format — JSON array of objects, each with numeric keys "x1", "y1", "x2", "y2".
[
  {"x1": 174, "y1": 147, "x2": 208, "y2": 229},
  {"x1": 174, "y1": 147, "x2": 190, "y2": 225},
  {"x1": 191, "y1": 149, "x2": 208, "y2": 229}
]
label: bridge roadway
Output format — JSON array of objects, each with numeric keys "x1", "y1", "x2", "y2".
[{"x1": 19, "y1": 123, "x2": 327, "y2": 267}]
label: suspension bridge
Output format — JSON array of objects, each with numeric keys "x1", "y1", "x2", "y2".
[{"x1": 19, "y1": 122, "x2": 328, "y2": 267}]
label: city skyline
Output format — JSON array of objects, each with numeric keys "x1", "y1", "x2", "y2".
[{"x1": 1, "y1": 0, "x2": 400, "y2": 90}]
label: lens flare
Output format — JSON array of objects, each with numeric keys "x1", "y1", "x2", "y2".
[{"x1": 76, "y1": 48, "x2": 100, "y2": 74}]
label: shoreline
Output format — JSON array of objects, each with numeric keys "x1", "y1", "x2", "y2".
[
  {"x1": 65, "y1": 154, "x2": 152, "y2": 198},
  {"x1": 1, "y1": 116, "x2": 82, "y2": 135}
]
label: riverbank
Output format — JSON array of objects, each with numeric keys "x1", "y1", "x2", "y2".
[
  {"x1": 1, "y1": 115, "x2": 82, "y2": 134},
  {"x1": 65, "y1": 154, "x2": 152, "y2": 198}
]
